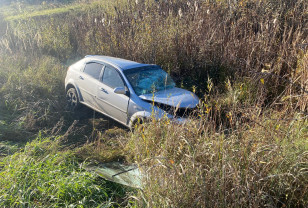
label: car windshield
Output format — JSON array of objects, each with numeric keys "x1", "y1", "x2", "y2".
[{"x1": 123, "y1": 65, "x2": 176, "y2": 96}]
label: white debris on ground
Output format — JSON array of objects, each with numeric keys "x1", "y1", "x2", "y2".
[{"x1": 85, "y1": 162, "x2": 143, "y2": 189}]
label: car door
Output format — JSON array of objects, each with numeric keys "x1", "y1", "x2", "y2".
[
  {"x1": 76, "y1": 62, "x2": 103, "y2": 108},
  {"x1": 96, "y1": 65, "x2": 129, "y2": 124}
]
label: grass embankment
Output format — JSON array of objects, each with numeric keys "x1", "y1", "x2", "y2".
[
  {"x1": 4, "y1": 4, "x2": 83, "y2": 21},
  {"x1": 1, "y1": 0, "x2": 121, "y2": 21},
  {"x1": 0, "y1": 0, "x2": 307, "y2": 207}
]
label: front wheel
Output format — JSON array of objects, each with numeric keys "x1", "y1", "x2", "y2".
[
  {"x1": 130, "y1": 117, "x2": 145, "y2": 131},
  {"x1": 66, "y1": 87, "x2": 80, "y2": 111}
]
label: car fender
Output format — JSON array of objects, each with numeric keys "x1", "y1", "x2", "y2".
[
  {"x1": 65, "y1": 79, "x2": 84, "y2": 102},
  {"x1": 128, "y1": 111, "x2": 152, "y2": 128}
]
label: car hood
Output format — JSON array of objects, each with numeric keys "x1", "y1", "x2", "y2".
[{"x1": 139, "y1": 87, "x2": 199, "y2": 108}]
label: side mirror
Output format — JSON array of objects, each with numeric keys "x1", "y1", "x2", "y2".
[{"x1": 114, "y1": 87, "x2": 126, "y2": 95}]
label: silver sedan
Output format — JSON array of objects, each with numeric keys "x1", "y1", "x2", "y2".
[{"x1": 65, "y1": 55, "x2": 199, "y2": 128}]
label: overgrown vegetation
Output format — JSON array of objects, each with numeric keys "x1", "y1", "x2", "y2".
[
  {"x1": 0, "y1": 0, "x2": 307, "y2": 207},
  {"x1": 127, "y1": 108, "x2": 308, "y2": 207},
  {"x1": 0, "y1": 136, "x2": 131, "y2": 207}
]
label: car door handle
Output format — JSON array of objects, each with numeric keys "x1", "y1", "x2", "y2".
[
  {"x1": 100, "y1": 88, "x2": 108, "y2": 94},
  {"x1": 79, "y1": 76, "x2": 84, "y2": 80}
]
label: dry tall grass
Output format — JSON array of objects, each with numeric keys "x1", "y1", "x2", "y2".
[
  {"x1": 1, "y1": 0, "x2": 307, "y2": 111},
  {"x1": 127, "y1": 112, "x2": 307, "y2": 207}
]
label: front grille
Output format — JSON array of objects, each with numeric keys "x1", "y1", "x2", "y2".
[
  {"x1": 150, "y1": 101, "x2": 198, "y2": 118},
  {"x1": 174, "y1": 107, "x2": 197, "y2": 118}
]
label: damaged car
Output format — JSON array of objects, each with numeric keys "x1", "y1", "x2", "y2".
[{"x1": 65, "y1": 55, "x2": 199, "y2": 128}]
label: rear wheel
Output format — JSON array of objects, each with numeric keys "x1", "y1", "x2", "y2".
[{"x1": 66, "y1": 87, "x2": 80, "y2": 111}]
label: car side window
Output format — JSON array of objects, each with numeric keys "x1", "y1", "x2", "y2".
[
  {"x1": 102, "y1": 66, "x2": 124, "y2": 89},
  {"x1": 83, "y1": 62, "x2": 103, "y2": 79}
]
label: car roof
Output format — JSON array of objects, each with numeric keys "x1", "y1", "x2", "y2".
[{"x1": 85, "y1": 55, "x2": 150, "y2": 71}]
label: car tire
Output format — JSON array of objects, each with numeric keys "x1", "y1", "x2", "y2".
[
  {"x1": 66, "y1": 87, "x2": 80, "y2": 111},
  {"x1": 131, "y1": 117, "x2": 144, "y2": 131}
]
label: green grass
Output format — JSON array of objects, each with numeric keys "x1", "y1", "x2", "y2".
[
  {"x1": 0, "y1": 136, "x2": 129, "y2": 207},
  {"x1": 0, "y1": 55, "x2": 67, "y2": 141},
  {"x1": 1, "y1": 0, "x2": 126, "y2": 21},
  {"x1": 3, "y1": 4, "x2": 83, "y2": 21},
  {"x1": 0, "y1": 141, "x2": 19, "y2": 157},
  {"x1": 0, "y1": 0, "x2": 81, "y2": 19}
]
